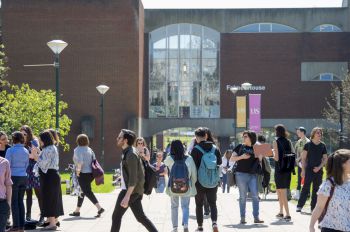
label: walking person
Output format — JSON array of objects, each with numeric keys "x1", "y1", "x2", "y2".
[
  {"x1": 31, "y1": 130, "x2": 64, "y2": 230},
  {"x1": 190, "y1": 127, "x2": 222, "y2": 232},
  {"x1": 273, "y1": 125, "x2": 294, "y2": 221},
  {"x1": 19, "y1": 125, "x2": 43, "y2": 223},
  {"x1": 153, "y1": 151, "x2": 167, "y2": 193},
  {"x1": 230, "y1": 130, "x2": 264, "y2": 224},
  {"x1": 293, "y1": 127, "x2": 310, "y2": 200},
  {"x1": 297, "y1": 127, "x2": 328, "y2": 213},
  {"x1": 5, "y1": 131, "x2": 29, "y2": 232},
  {"x1": 69, "y1": 134, "x2": 104, "y2": 217},
  {"x1": 0, "y1": 154, "x2": 13, "y2": 232},
  {"x1": 110, "y1": 129, "x2": 158, "y2": 232},
  {"x1": 0, "y1": 132, "x2": 11, "y2": 158},
  {"x1": 136, "y1": 137, "x2": 151, "y2": 162},
  {"x1": 164, "y1": 140, "x2": 197, "y2": 232},
  {"x1": 220, "y1": 150, "x2": 234, "y2": 193},
  {"x1": 309, "y1": 149, "x2": 350, "y2": 232}
]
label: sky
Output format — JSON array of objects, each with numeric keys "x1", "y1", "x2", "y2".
[{"x1": 141, "y1": 0, "x2": 344, "y2": 9}]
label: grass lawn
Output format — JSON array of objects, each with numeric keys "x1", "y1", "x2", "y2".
[{"x1": 60, "y1": 172, "x2": 115, "y2": 194}]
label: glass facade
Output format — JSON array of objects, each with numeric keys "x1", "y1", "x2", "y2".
[
  {"x1": 233, "y1": 23, "x2": 297, "y2": 33},
  {"x1": 149, "y1": 24, "x2": 220, "y2": 118},
  {"x1": 312, "y1": 24, "x2": 342, "y2": 32},
  {"x1": 313, "y1": 73, "x2": 340, "y2": 81}
]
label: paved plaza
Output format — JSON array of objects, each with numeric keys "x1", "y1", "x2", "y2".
[{"x1": 26, "y1": 188, "x2": 313, "y2": 232}]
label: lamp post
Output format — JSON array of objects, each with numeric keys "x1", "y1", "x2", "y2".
[
  {"x1": 96, "y1": 84, "x2": 110, "y2": 168},
  {"x1": 337, "y1": 89, "x2": 344, "y2": 148},
  {"x1": 47, "y1": 40, "x2": 68, "y2": 131}
]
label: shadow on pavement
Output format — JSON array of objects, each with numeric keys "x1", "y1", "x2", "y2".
[
  {"x1": 224, "y1": 224, "x2": 269, "y2": 229},
  {"x1": 270, "y1": 220, "x2": 294, "y2": 225},
  {"x1": 63, "y1": 217, "x2": 96, "y2": 221}
]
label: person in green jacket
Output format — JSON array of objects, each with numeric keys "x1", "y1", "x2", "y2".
[{"x1": 164, "y1": 140, "x2": 197, "y2": 232}]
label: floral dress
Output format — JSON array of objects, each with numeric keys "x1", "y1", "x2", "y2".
[{"x1": 26, "y1": 139, "x2": 41, "y2": 189}]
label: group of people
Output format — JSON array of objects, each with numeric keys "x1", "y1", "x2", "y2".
[
  {"x1": 111, "y1": 125, "x2": 350, "y2": 232},
  {"x1": 0, "y1": 127, "x2": 105, "y2": 232},
  {"x1": 1, "y1": 124, "x2": 350, "y2": 232}
]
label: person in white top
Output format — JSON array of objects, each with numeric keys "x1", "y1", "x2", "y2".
[
  {"x1": 220, "y1": 150, "x2": 234, "y2": 193},
  {"x1": 309, "y1": 149, "x2": 350, "y2": 232}
]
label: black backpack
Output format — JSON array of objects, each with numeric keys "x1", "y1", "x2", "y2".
[
  {"x1": 142, "y1": 159, "x2": 157, "y2": 195},
  {"x1": 277, "y1": 139, "x2": 296, "y2": 173}
]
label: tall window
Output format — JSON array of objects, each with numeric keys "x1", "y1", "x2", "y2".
[
  {"x1": 312, "y1": 24, "x2": 342, "y2": 32},
  {"x1": 233, "y1": 23, "x2": 297, "y2": 33},
  {"x1": 149, "y1": 24, "x2": 220, "y2": 118}
]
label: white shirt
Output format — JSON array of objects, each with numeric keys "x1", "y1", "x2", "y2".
[{"x1": 220, "y1": 156, "x2": 234, "y2": 175}]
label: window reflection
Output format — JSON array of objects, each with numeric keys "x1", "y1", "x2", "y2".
[{"x1": 149, "y1": 24, "x2": 220, "y2": 118}]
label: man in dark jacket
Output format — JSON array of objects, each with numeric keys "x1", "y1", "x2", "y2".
[
  {"x1": 111, "y1": 129, "x2": 158, "y2": 232},
  {"x1": 191, "y1": 127, "x2": 222, "y2": 232}
]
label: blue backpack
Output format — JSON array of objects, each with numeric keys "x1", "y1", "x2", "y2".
[
  {"x1": 195, "y1": 145, "x2": 220, "y2": 188},
  {"x1": 168, "y1": 156, "x2": 189, "y2": 194}
]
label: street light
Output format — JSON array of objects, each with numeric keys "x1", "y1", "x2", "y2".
[
  {"x1": 96, "y1": 84, "x2": 110, "y2": 168},
  {"x1": 47, "y1": 40, "x2": 68, "y2": 131}
]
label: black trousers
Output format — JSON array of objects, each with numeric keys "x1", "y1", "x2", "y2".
[
  {"x1": 195, "y1": 182, "x2": 218, "y2": 226},
  {"x1": 297, "y1": 170, "x2": 323, "y2": 210},
  {"x1": 297, "y1": 167, "x2": 302, "y2": 191},
  {"x1": 26, "y1": 187, "x2": 43, "y2": 217},
  {"x1": 0, "y1": 200, "x2": 10, "y2": 232},
  {"x1": 321, "y1": 228, "x2": 344, "y2": 232},
  {"x1": 77, "y1": 173, "x2": 98, "y2": 207},
  {"x1": 110, "y1": 190, "x2": 158, "y2": 232}
]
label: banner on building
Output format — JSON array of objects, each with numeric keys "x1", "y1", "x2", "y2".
[
  {"x1": 236, "y1": 96, "x2": 246, "y2": 128},
  {"x1": 249, "y1": 94, "x2": 261, "y2": 133}
]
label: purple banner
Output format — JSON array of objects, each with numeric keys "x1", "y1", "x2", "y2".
[{"x1": 249, "y1": 94, "x2": 261, "y2": 133}]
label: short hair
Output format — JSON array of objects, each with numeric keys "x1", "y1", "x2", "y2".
[
  {"x1": 242, "y1": 130, "x2": 257, "y2": 145},
  {"x1": 48, "y1": 129, "x2": 60, "y2": 145},
  {"x1": 310, "y1": 127, "x2": 323, "y2": 140},
  {"x1": 257, "y1": 135, "x2": 266, "y2": 143},
  {"x1": 195, "y1": 127, "x2": 206, "y2": 138},
  {"x1": 170, "y1": 140, "x2": 185, "y2": 160},
  {"x1": 275, "y1": 124, "x2": 288, "y2": 138},
  {"x1": 12, "y1": 131, "x2": 25, "y2": 144},
  {"x1": 20, "y1": 125, "x2": 34, "y2": 147},
  {"x1": 39, "y1": 130, "x2": 54, "y2": 148},
  {"x1": 121, "y1": 129, "x2": 136, "y2": 146},
  {"x1": 326, "y1": 149, "x2": 350, "y2": 185},
  {"x1": 76, "y1": 134, "x2": 89, "y2": 146}
]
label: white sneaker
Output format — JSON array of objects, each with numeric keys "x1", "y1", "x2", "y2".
[{"x1": 171, "y1": 228, "x2": 178, "y2": 232}]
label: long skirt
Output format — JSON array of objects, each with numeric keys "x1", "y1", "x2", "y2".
[{"x1": 39, "y1": 169, "x2": 64, "y2": 217}]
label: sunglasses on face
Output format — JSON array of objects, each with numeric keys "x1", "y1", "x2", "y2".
[{"x1": 243, "y1": 135, "x2": 248, "y2": 138}]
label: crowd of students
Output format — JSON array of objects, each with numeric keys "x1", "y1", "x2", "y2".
[{"x1": 1, "y1": 125, "x2": 350, "y2": 232}]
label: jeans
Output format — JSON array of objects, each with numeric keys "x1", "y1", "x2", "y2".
[
  {"x1": 222, "y1": 174, "x2": 230, "y2": 193},
  {"x1": 155, "y1": 177, "x2": 165, "y2": 193},
  {"x1": 110, "y1": 190, "x2": 158, "y2": 232},
  {"x1": 0, "y1": 201, "x2": 10, "y2": 232},
  {"x1": 297, "y1": 170, "x2": 322, "y2": 210},
  {"x1": 11, "y1": 176, "x2": 27, "y2": 229},
  {"x1": 170, "y1": 196, "x2": 190, "y2": 228},
  {"x1": 77, "y1": 173, "x2": 99, "y2": 207},
  {"x1": 195, "y1": 182, "x2": 218, "y2": 226},
  {"x1": 235, "y1": 172, "x2": 260, "y2": 219}
]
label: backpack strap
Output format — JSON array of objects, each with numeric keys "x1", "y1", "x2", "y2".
[{"x1": 195, "y1": 145, "x2": 206, "y2": 155}]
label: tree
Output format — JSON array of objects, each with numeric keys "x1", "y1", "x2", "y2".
[
  {"x1": 0, "y1": 44, "x2": 9, "y2": 87},
  {"x1": 0, "y1": 83, "x2": 72, "y2": 150},
  {"x1": 323, "y1": 72, "x2": 350, "y2": 148}
]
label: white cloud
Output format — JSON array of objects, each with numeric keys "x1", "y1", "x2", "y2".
[{"x1": 141, "y1": 0, "x2": 343, "y2": 9}]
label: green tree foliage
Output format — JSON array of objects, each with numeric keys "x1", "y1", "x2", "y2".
[
  {"x1": 0, "y1": 44, "x2": 9, "y2": 87},
  {"x1": 0, "y1": 83, "x2": 72, "y2": 150},
  {"x1": 323, "y1": 72, "x2": 350, "y2": 148}
]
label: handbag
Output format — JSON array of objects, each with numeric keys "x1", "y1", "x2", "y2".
[
  {"x1": 318, "y1": 178, "x2": 335, "y2": 223},
  {"x1": 91, "y1": 153, "x2": 105, "y2": 185}
]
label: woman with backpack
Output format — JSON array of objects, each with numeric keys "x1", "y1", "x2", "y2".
[
  {"x1": 272, "y1": 124, "x2": 294, "y2": 221},
  {"x1": 230, "y1": 130, "x2": 264, "y2": 224},
  {"x1": 164, "y1": 140, "x2": 197, "y2": 232},
  {"x1": 309, "y1": 149, "x2": 350, "y2": 232}
]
